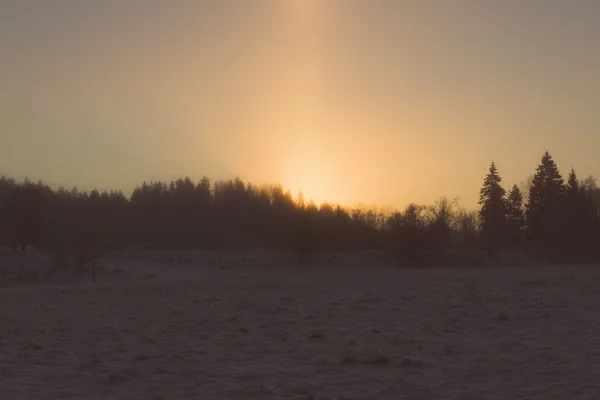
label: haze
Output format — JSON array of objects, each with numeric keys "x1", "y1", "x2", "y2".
[{"x1": 1, "y1": 0, "x2": 599, "y2": 208}]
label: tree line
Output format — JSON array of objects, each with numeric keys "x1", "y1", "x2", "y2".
[
  {"x1": 1, "y1": 151, "x2": 599, "y2": 268},
  {"x1": 477, "y1": 152, "x2": 599, "y2": 261}
]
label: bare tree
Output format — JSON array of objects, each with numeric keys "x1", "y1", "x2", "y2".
[
  {"x1": 393, "y1": 204, "x2": 429, "y2": 265},
  {"x1": 452, "y1": 197, "x2": 479, "y2": 248},
  {"x1": 518, "y1": 174, "x2": 534, "y2": 204}
]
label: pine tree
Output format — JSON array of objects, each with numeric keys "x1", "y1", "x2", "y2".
[
  {"x1": 478, "y1": 162, "x2": 506, "y2": 248},
  {"x1": 566, "y1": 168, "x2": 579, "y2": 198},
  {"x1": 505, "y1": 184, "x2": 525, "y2": 240},
  {"x1": 525, "y1": 151, "x2": 565, "y2": 241},
  {"x1": 563, "y1": 168, "x2": 592, "y2": 252},
  {"x1": 565, "y1": 168, "x2": 581, "y2": 214}
]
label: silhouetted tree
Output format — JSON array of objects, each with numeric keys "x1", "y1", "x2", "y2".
[
  {"x1": 392, "y1": 204, "x2": 429, "y2": 265},
  {"x1": 565, "y1": 168, "x2": 585, "y2": 220},
  {"x1": 566, "y1": 168, "x2": 579, "y2": 196},
  {"x1": 562, "y1": 169, "x2": 599, "y2": 256},
  {"x1": 526, "y1": 151, "x2": 565, "y2": 246},
  {"x1": 0, "y1": 176, "x2": 19, "y2": 252},
  {"x1": 452, "y1": 198, "x2": 479, "y2": 249},
  {"x1": 581, "y1": 176, "x2": 600, "y2": 220},
  {"x1": 425, "y1": 197, "x2": 454, "y2": 254},
  {"x1": 581, "y1": 178, "x2": 600, "y2": 254},
  {"x1": 478, "y1": 162, "x2": 506, "y2": 253},
  {"x1": 505, "y1": 184, "x2": 525, "y2": 242},
  {"x1": 518, "y1": 174, "x2": 533, "y2": 204}
]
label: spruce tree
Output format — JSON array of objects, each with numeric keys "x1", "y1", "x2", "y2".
[
  {"x1": 565, "y1": 168, "x2": 581, "y2": 214},
  {"x1": 478, "y1": 161, "x2": 506, "y2": 249},
  {"x1": 525, "y1": 151, "x2": 565, "y2": 241},
  {"x1": 564, "y1": 168, "x2": 590, "y2": 252},
  {"x1": 505, "y1": 184, "x2": 525, "y2": 241},
  {"x1": 566, "y1": 168, "x2": 579, "y2": 198}
]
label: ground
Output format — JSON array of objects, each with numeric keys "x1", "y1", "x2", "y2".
[{"x1": 1, "y1": 250, "x2": 599, "y2": 399}]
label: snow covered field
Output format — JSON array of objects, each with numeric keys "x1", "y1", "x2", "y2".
[{"x1": 1, "y1": 250, "x2": 599, "y2": 399}]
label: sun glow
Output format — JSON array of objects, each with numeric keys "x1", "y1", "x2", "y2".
[
  {"x1": 285, "y1": 168, "x2": 334, "y2": 207},
  {"x1": 278, "y1": 133, "x2": 342, "y2": 206},
  {"x1": 275, "y1": 0, "x2": 334, "y2": 205}
]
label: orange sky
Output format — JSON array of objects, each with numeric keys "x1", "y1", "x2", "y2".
[{"x1": 1, "y1": 1, "x2": 599, "y2": 208}]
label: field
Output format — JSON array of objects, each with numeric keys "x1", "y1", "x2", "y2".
[{"x1": 1, "y1": 250, "x2": 599, "y2": 399}]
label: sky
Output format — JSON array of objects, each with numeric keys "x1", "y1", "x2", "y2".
[{"x1": 1, "y1": 0, "x2": 599, "y2": 209}]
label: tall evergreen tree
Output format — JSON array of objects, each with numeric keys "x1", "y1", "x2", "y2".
[
  {"x1": 505, "y1": 184, "x2": 525, "y2": 240},
  {"x1": 478, "y1": 162, "x2": 506, "y2": 248},
  {"x1": 525, "y1": 151, "x2": 565, "y2": 241}
]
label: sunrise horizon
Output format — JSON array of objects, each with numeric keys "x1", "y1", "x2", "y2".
[{"x1": 0, "y1": 146, "x2": 591, "y2": 215}]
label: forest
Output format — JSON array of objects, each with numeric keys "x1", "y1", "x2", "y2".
[{"x1": 1, "y1": 151, "x2": 599, "y2": 268}]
